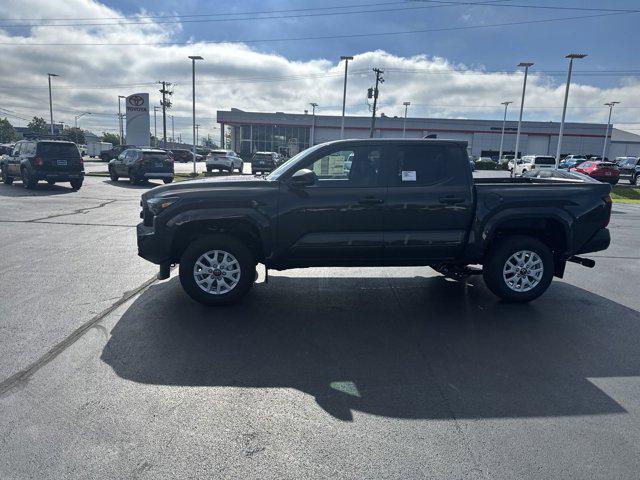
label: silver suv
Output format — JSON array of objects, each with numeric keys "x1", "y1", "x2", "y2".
[{"x1": 206, "y1": 150, "x2": 243, "y2": 173}]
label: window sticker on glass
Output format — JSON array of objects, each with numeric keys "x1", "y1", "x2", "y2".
[{"x1": 401, "y1": 170, "x2": 417, "y2": 181}]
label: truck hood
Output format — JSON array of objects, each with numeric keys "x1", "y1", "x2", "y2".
[{"x1": 142, "y1": 175, "x2": 272, "y2": 201}]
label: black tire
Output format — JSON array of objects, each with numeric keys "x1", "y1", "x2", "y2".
[
  {"x1": 21, "y1": 168, "x2": 37, "y2": 189},
  {"x1": 482, "y1": 235, "x2": 554, "y2": 303},
  {"x1": 1, "y1": 167, "x2": 13, "y2": 185},
  {"x1": 238, "y1": 162, "x2": 244, "y2": 173},
  {"x1": 206, "y1": 166, "x2": 212, "y2": 173},
  {"x1": 631, "y1": 174, "x2": 638, "y2": 186},
  {"x1": 70, "y1": 179, "x2": 83, "y2": 190},
  {"x1": 163, "y1": 177, "x2": 173, "y2": 184},
  {"x1": 179, "y1": 234, "x2": 256, "y2": 306},
  {"x1": 109, "y1": 166, "x2": 119, "y2": 181},
  {"x1": 128, "y1": 169, "x2": 138, "y2": 185},
  {"x1": 100, "y1": 154, "x2": 109, "y2": 162},
  {"x1": 47, "y1": 180, "x2": 56, "y2": 186}
]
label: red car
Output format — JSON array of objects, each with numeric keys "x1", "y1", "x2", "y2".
[{"x1": 571, "y1": 160, "x2": 619, "y2": 184}]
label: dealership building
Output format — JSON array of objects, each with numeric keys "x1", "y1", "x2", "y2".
[{"x1": 217, "y1": 108, "x2": 640, "y2": 159}]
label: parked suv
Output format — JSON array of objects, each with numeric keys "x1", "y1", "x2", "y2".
[
  {"x1": 206, "y1": 149, "x2": 243, "y2": 173},
  {"x1": 251, "y1": 151, "x2": 283, "y2": 174},
  {"x1": 170, "y1": 149, "x2": 194, "y2": 163},
  {"x1": 108, "y1": 148, "x2": 174, "y2": 185},
  {"x1": 572, "y1": 161, "x2": 619, "y2": 184},
  {"x1": 1, "y1": 139, "x2": 84, "y2": 190},
  {"x1": 100, "y1": 144, "x2": 136, "y2": 162},
  {"x1": 616, "y1": 157, "x2": 640, "y2": 184},
  {"x1": 514, "y1": 155, "x2": 556, "y2": 176}
]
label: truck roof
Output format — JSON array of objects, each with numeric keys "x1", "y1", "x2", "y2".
[{"x1": 322, "y1": 138, "x2": 468, "y2": 147}]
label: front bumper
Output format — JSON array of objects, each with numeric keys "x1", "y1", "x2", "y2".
[
  {"x1": 137, "y1": 222, "x2": 171, "y2": 265},
  {"x1": 577, "y1": 228, "x2": 611, "y2": 255}
]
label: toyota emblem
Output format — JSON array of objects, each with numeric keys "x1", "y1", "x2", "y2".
[{"x1": 128, "y1": 95, "x2": 144, "y2": 106}]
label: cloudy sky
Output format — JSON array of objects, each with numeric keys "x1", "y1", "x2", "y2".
[{"x1": 1, "y1": 0, "x2": 639, "y2": 143}]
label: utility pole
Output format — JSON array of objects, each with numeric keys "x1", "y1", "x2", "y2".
[
  {"x1": 188, "y1": 56, "x2": 203, "y2": 176},
  {"x1": 153, "y1": 106, "x2": 159, "y2": 147},
  {"x1": 369, "y1": 68, "x2": 384, "y2": 138},
  {"x1": 158, "y1": 81, "x2": 173, "y2": 148},
  {"x1": 47, "y1": 73, "x2": 59, "y2": 135},
  {"x1": 340, "y1": 55, "x2": 353, "y2": 139},
  {"x1": 195, "y1": 124, "x2": 200, "y2": 147}
]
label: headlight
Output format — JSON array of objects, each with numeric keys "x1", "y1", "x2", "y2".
[{"x1": 147, "y1": 196, "x2": 179, "y2": 215}]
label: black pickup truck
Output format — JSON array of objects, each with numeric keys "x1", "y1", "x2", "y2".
[{"x1": 137, "y1": 139, "x2": 612, "y2": 305}]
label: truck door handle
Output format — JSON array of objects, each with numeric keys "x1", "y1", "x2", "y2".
[
  {"x1": 439, "y1": 196, "x2": 464, "y2": 204},
  {"x1": 358, "y1": 196, "x2": 384, "y2": 205}
]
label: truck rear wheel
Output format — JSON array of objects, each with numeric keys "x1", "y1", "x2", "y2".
[
  {"x1": 482, "y1": 235, "x2": 554, "y2": 303},
  {"x1": 179, "y1": 234, "x2": 256, "y2": 306}
]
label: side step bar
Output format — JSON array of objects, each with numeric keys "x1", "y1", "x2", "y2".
[{"x1": 568, "y1": 256, "x2": 596, "y2": 268}]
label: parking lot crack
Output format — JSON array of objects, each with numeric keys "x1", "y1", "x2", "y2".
[{"x1": 29, "y1": 199, "x2": 117, "y2": 222}]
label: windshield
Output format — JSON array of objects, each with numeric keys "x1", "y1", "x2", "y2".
[{"x1": 266, "y1": 144, "x2": 325, "y2": 181}]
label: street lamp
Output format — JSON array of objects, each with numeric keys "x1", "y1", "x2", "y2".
[
  {"x1": 602, "y1": 101, "x2": 620, "y2": 161},
  {"x1": 188, "y1": 55, "x2": 204, "y2": 176},
  {"x1": 153, "y1": 106, "x2": 160, "y2": 147},
  {"x1": 118, "y1": 95, "x2": 126, "y2": 145},
  {"x1": 74, "y1": 112, "x2": 91, "y2": 144},
  {"x1": 498, "y1": 101, "x2": 513, "y2": 164},
  {"x1": 170, "y1": 114, "x2": 175, "y2": 148},
  {"x1": 47, "y1": 73, "x2": 59, "y2": 135},
  {"x1": 513, "y1": 62, "x2": 533, "y2": 177},
  {"x1": 555, "y1": 53, "x2": 588, "y2": 166},
  {"x1": 310, "y1": 102, "x2": 318, "y2": 146},
  {"x1": 402, "y1": 101, "x2": 411, "y2": 138},
  {"x1": 340, "y1": 55, "x2": 353, "y2": 139}
]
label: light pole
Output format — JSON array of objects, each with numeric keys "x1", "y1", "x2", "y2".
[
  {"x1": 555, "y1": 53, "x2": 587, "y2": 166},
  {"x1": 195, "y1": 124, "x2": 200, "y2": 147},
  {"x1": 118, "y1": 95, "x2": 126, "y2": 144},
  {"x1": 310, "y1": 102, "x2": 318, "y2": 146},
  {"x1": 602, "y1": 101, "x2": 620, "y2": 161},
  {"x1": 188, "y1": 55, "x2": 204, "y2": 176},
  {"x1": 498, "y1": 101, "x2": 513, "y2": 164},
  {"x1": 340, "y1": 55, "x2": 353, "y2": 139},
  {"x1": 153, "y1": 106, "x2": 160, "y2": 147},
  {"x1": 170, "y1": 114, "x2": 175, "y2": 148},
  {"x1": 513, "y1": 62, "x2": 533, "y2": 177},
  {"x1": 74, "y1": 112, "x2": 90, "y2": 144},
  {"x1": 47, "y1": 73, "x2": 59, "y2": 135},
  {"x1": 402, "y1": 101, "x2": 411, "y2": 138}
]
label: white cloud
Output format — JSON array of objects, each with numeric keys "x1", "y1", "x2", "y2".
[{"x1": 1, "y1": 0, "x2": 639, "y2": 142}]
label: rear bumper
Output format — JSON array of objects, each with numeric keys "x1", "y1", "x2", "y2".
[
  {"x1": 143, "y1": 172, "x2": 174, "y2": 179},
  {"x1": 590, "y1": 175, "x2": 619, "y2": 184},
  {"x1": 577, "y1": 228, "x2": 611, "y2": 255},
  {"x1": 33, "y1": 171, "x2": 84, "y2": 182}
]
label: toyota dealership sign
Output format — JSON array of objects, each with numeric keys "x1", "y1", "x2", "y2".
[{"x1": 125, "y1": 93, "x2": 150, "y2": 147}]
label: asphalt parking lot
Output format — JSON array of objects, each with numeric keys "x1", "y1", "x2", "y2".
[{"x1": 1, "y1": 173, "x2": 640, "y2": 479}]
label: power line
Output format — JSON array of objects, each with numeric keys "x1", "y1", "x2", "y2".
[
  {"x1": 0, "y1": 0, "x2": 513, "y2": 28},
  {"x1": 2, "y1": 11, "x2": 637, "y2": 46}
]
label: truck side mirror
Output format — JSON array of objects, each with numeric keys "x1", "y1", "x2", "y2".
[{"x1": 289, "y1": 169, "x2": 316, "y2": 187}]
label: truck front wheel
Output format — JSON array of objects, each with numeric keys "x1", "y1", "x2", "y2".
[
  {"x1": 179, "y1": 234, "x2": 256, "y2": 306},
  {"x1": 482, "y1": 235, "x2": 554, "y2": 303}
]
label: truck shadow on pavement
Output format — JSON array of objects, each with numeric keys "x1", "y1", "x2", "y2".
[
  {"x1": 101, "y1": 274, "x2": 640, "y2": 422},
  {"x1": 102, "y1": 180, "x2": 163, "y2": 189}
]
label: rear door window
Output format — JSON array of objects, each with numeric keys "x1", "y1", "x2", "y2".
[
  {"x1": 389, "y1": 144, "x2": 452, "y2": 186},
  {"x1": 142, "y1": 153, "x2": 167, "y2": 162},
  {"x1": 534, "y1": 156, "x2": 556, "y2": 165},
  {"x1": 37, "y1": 142, "x2": 77, "y2": 157}
]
